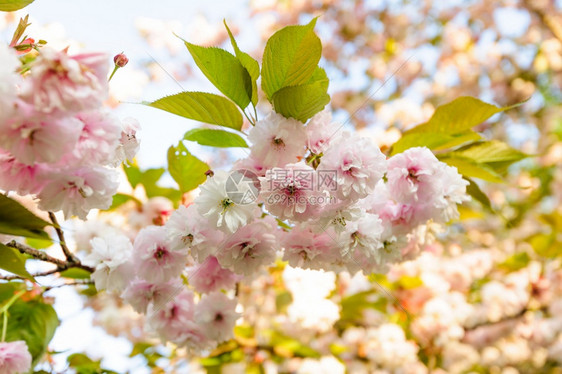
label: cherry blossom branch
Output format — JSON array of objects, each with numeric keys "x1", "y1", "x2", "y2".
[
  {"x1": 6, "y1": 240, "x2": 94, "y2": 273},
  {"x1": 48, "y1": 211, "x2": 80, "y2": 264},
  {"x1": 0, "y1": 269, "x2": 60, "y2": 281},
  {"x1": 43, "y1": 279, "x2": 93, "y2": 291}
]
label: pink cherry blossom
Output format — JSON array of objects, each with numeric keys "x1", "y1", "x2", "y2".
[
  {"x1": 37, "y1": 166, "x2": 118, "y2": 220},
  {"x1": 319, "y1": 132, "x2": 387, "y2": 201},
  {"x1": 127, "y1": 197, "x2": 174, "y2": 229},
  {"x1": 73, "y1": 110, "x2": 122, "y2": 165},
  {"x1": 432, "y1": 163, "x2": 470, "y2": 222},
  {"x1": 147, "y1": 290, "x2": 211, "y2": 350},
  {"x1": 84, "y1": 235, "x2": 134, "y2": 292},
  {"x1": 260, "y1": 162, "x2": 324, "y2": 222},
  {"x1": 187, "y1": 255, "x2": 241, "y2": 293},
  {"x1": 122, "y1": 278, "x2": 183, "y2": 314},
  {"x1": 281, "y1": 224, "x2": 339, "y2": 270},
  {"x1": 217, "y1": 221, "x2": 278, "y2": 276},
  {"x1": 0, "y1": 150, "x2": 45, "y2": 195},
  {"x1": 0, "y1": 340, "x2": 32, "y2": 374},
  {"x1": 233, "y1": 155, "x2": 267, "y2": 177},
  {"x1": 164, "y1": 204, "x2": 224, "y2": 261},
  {"x1": 386, "y1": 147, "x2": 443, "y2": 204},
  {"x1": 337, "y1": 212, "x2": 385, "y2": 264},
  {"x1": 313, "y1": 200, "x2": 364, "y2": 234},
  {"x1": 194, "y1": 292, "x2": 240, "y2": 342},
  {"x1": 366, "y1": 180, "x2": 427, "y2": 235},
  {"x1": 248, "y1": 112, "x2": 306, "y2": 168},
  {"x1": 133, "y1": 225, "x2": 188, "y2": 283},
  {"x1": 0, "y1": 102, "x2": 83, "y2": 165},
  {"x1": 20, "y1": 47, "x2": 108, "y2": 113},
  {"x1": 306, "y1": 108, "x2": 342, "y2": 155},
  {"x1": 0, "y1": 44, "x2": 20, "y2": 116},
  {"x1": 112, "y1": 117, "x2": 141, "y2": 166},
  {"x1": 195, "y1": 171, "x2": 256, "y2": 233}
]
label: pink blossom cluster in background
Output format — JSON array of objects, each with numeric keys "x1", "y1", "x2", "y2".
[{"x1": 0, "y1": 44, "x2": 140, "y2": 220}]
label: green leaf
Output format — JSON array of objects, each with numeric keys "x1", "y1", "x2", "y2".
[
  {"x1": 167, "y1": 142, "x2": 209, "y2": 193},
  {"x1": 391, "y1": 131, "x2": 481, "y2": 155},
  {"x1": 499, "y1": 252, "x2": 530, "y2": 272},
  {"x1": 60, "y1": 268, "x2": 91, "y2": 279},
  {"x1": 1, "y1": 299, "x2": 59, "y2": 366},
  {"x1": 125, "y1": 165, "x2": 163, "y2": 189},
  {"x1": 224, "y1": 20, "x2": 260, "y2": 106},
  {"x1": 124, "y1": 165, "x2": 182, "y2": 202},
  {"x1": 25, "y1": 237, "x2": 52, "y2": 250},
  {"x1": 0, "y1": 195, "x2": 51, "y2": 240},
  {"x1": 146, "y1": 91, "x2": 243, "y2": 130},
  {"x1": 397, "y1": 275, "x2": 423, "y2": 289},
  {"x1": 464, "y1": 177, "x2": 493, "y2": 212},
  {"x1": 108, "y1": 193, "x2": 142, "y2": 210},
  {"x1": 275, "y1": 290, "x2": 293, "y2": 313},
  {"x1": 439, "y1": 141, "x2": 527, "y2": 183},
  {"x1": 234, "y1": 324, "x2": 254, "y2": 339},
  {"x1": 0, "y1": 283, "x2": 24, "y2": 304},
  {"x1": 261, "y1": 18, "x2": 322, "y2": 100},
  {"x1": 183, "y1": 41, "x2": 252, "y2": 109},
  {"x1": 0, "y1": 243, "x2": 34, "y2": 281},
  {"x1": 541, "y1": 211, "x2": 562, "y2": 232},
  {"x1": 0, "y1": 0, "x2": 34, "y2": 11},
  {"x1": 405, "y1": 97, "x2": 521, "y2": 135},
  {"x1": 268, "y1": 330, "x2": 320, "y2": 358},
  {"x1": 440, "y1": 157, "x2": 504, "y2": 183},
  {"x1": 129, "y1": 342, "x2": 154, "y2": 357},
  {"x1": 527, "y1": 234, "x2": 559, "y2": 258},
  {"x1": 183, "y1": 128, "x2": 248, "y2": 148},
  {"x1": 67, "y1": 353, "x2": 102, "y2": 372},
  {"x1": 339, "y1": 290, "x2": 388, "y2": 324},
  {"x1": 271, "y1": 68, "x2": 329, "y2": 122},
  {"x1": 451, "y1": 140, "x2": 527, "y2": 164}
]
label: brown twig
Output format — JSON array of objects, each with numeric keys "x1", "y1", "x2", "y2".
[
  {"x1": 48, "y1": 212, "x2": 79, "y2": 263},
  {"x1": 0, "y1": 269, "x2": 60, "y2": 281},
  {"x1": 8, "y1": 240, "x2": 67, "y2": 267},
  {"x1": 6, "y1": 240, "x2": 94, "y2": 273},
  {"x1": 43, "y1": 279, "x2": 93, "y2": 291}
]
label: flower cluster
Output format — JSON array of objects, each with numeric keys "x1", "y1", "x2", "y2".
[
  {"x1": 85, "y1": 224, "x2": 240, "y2": 351},
  {"x1": 191, "y1": 110, "x2": 469, "y2": 277},
  {"x1": 0, "y1": 44, "x2": 140, "y2": 219},
  {"x1": 84, "y1": 108, "x2": 468, "y2": 352}
]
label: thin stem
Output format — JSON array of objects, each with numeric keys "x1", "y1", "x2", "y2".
[
  {"x1": 1, "y1": 312, "x2": 6, "y2": 342},
  {"x1": 0, "y1": 269, "x2": 60, "y2": 281},
  {"x1": 242, "y1": 110, "x2": 255, "y2": 126},
  {"x1": 0, "y1": 290, "x2": 25, "y2": 314},
  {"x1": 1, "y1": 289, "x2": 26, "y2": 342},
  {"x1": 43, "y1": 279, "x2": 93, "y2": 292},
  {"x1": 48, "y1": 212, "x2": 78, "y2": 263},
  {"x1": 108, "y1": 65, "x2": 119, "y2": 82}
]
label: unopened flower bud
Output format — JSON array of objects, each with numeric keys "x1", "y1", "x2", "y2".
[{"x1": 113, "y1": 53, "x2": 128, "y2": 67}]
